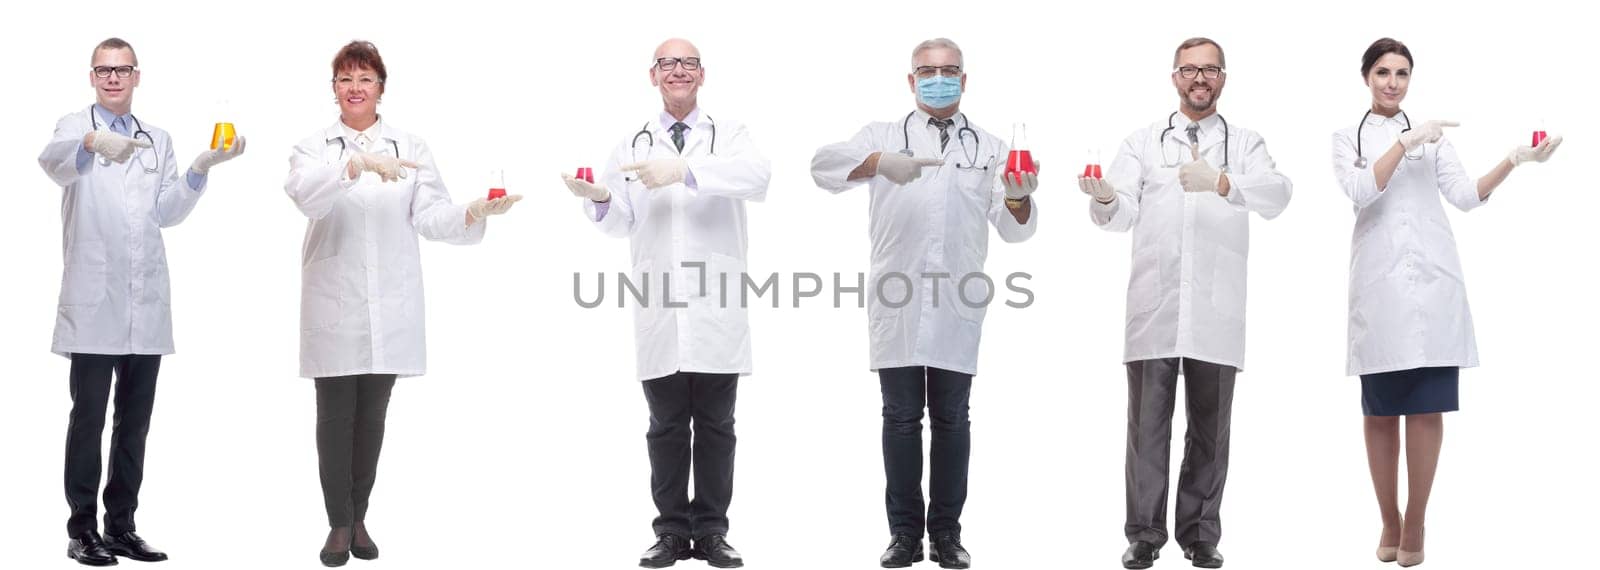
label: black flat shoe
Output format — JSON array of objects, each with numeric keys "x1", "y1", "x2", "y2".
[
  {"x1": 930, "y1": 534, "x2": 971, "y2": 569},
  {"x1": 350, "y1": 522, "x2": 379, "y2": 560},
  {"x1": 105, "y1": 531, "x2": 168, "y2": 562},
  {"x1": 879, "y1": 534, "x2": 923, "y2": 568},
  {"x1": 1183, "y1": 542, "x2": 1224, "y2": 568},
  {"x1": 321, "y1": 526, "x2": 351, "y2": 567},
  {"x1": 68, "y1": 531, "x2": 118, "y2": 567},
  {"x1": 692, "y1": 534, "x2": 744, "y2": 568},
  {"x1": 640, "y1": 534, "x2": 692, "y2": 568},
  {"x1": 1122, "y1": 540, "x2": 1160, "y2": 569}
]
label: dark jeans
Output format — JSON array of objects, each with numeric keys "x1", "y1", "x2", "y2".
[
  {"x1": 65, "y1": 353, "x2": 161, "y2": 537},
  {"x1": 1124, "y1": 358, "x2": 1236, "y2": 548},
  {"x1": 315, "y1": 374, "x2": 396, "y2": 527},
  {"x1": 879, "y1": 366, "x2": 973, "y2": 538},
  {"x1": 641, "y1": 372, "x2": 738, "y2": 540}
]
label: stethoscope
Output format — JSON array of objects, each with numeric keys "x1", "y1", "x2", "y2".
[
  {"x1": 900, "y1": 111, "x2": 988, "y2": 171},
  {"x1": 1352, "y1": 109, "x2": 1419, "y2": 168},
  {"x1": 629, "y1": 116, "x2": 717, "y2": 181},
  {"x1": 328, "y1": 136, "x2": 401, "y2": 162},
  {"x1": 1159, "y1": 111, "x2": 1229, "y2": 172},
  {"x1": 88, "y1": 105, "x2": 158, "y2": 173}
]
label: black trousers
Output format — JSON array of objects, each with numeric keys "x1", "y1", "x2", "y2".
[
  {"x1": 1124, "y1": 358, "x2": 1236, "y2": 548},
  {"x1": 315, "y1": 375, "x2": 396, "y2": 527},
  {"x1": 641, "y1": 372, "x2": 738, "y2": 540},
  {"x1": 879, "y1": 366, "x2": 973, "y2": 538},
  {"x1": 65, "y1": 353, "x2": 161, "y2": 537}
]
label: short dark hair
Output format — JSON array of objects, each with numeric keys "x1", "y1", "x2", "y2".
[
  {"x1": 92, "y1": 37, "x2": 137, "y2": 66},
  {"x1": 332, "y1": 40, "x2": 387, "y2": 87},
  {"x1": 1361, "y1": 37, "x2": 1412, "y2": 77},
  {"x1": 1173, "y1": 37, "x2": 1225, "y2": 69}
]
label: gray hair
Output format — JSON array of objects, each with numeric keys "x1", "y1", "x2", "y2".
[{"x1": 910, "y1": 38, "x2": 963, "y2": 69}]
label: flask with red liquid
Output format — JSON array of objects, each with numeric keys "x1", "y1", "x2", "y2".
[
  {"x1": 487, "y1": 169, "x2": 506, "y2": 200},
  {"x1": 1006, "y1": 123, "x2": 1035, "y2": 177},
  {"x1": 575, "y1": 167, "x2": 594, "y2": 184},
  {"x1": 1082, "y1": 150, "x2": 1102, "y2": 179}
]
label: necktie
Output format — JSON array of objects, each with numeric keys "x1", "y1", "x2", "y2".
[
  {"x1": 929, "y1": 117, "x2": 954, "y2": 153},
  {"x1": 670, "y1": 122, "x2": 689, "y2": 152},
  {"x1": 111, "y1": 116, "x2": 129, "y2": 137},
  {"x1": 1185, "y1": 122, "x2": 1201, "y2": 147}
]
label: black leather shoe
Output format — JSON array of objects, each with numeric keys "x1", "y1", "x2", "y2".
[
  {"x1": 350, "y1": 522, "x2": 379, "y2": 560},
  {"x1": 105, "y1": 531, "x2": 168, "y2": 562},
  {"x1": 1183, "y1": 542, "x2": 1224, "y2": 568},
  {"x1": 1122, "y1": 540, "x2": 1160, "y2": 569},
  {"x1": 639, "y1": 534, "x2": 692, "y2": 568},
  {"x1": 692, "y1": 534, "x2": 744, "y2": 568},
  {"x1": 879, "y1": 534, "x2": 924, "y2": 568},
  {"x1": 930, "y1": 534, "x2": 971, "y2": 569},
  {"x1": 68, "y1": 531, "x2": 119, "y2": 566}
]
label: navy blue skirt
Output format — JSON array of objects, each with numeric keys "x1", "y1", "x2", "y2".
[{"x1": 1360, "y1": 367, "x2": 1459, "y2": 416}]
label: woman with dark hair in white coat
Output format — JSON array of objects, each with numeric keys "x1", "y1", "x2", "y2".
[
  {"x1": 284, "y1": 40, "x2": 520, "y2": 567},
  {"x1": 1331, "y1": 37, "x2": 1561, "y2": 568}
]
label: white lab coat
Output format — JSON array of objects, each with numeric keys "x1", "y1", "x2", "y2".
[
  {"x1": 38, "y1": 107, "x2": 206, "y2": 357},
  {"x1": 586, "y1": 111, "x2": 770, "y2": 381},
  {"x1": 1332, "y1": 114, "x2": 1480, "y2": 376},
  {"x1": 285, "y1": 120, "x2": 484, "y2": 379},
  {"x1": 811, "y1": 110, "x2": 1038, "y2": 375},
  {"x1": 1090, "y1": 113, "x2": 1292, "y2": 371}
]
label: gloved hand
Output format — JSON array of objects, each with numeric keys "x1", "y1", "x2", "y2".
[
  {"x1": 1002, "y1": 159, "x2": 1041, "y2": 200},
  {"x1": 189, "y1": 136, "x2": 247, "y2": 175},
  {"x1": 620, "y1": 159, "x2": 688, "y2": 189},
  {"x1": 87, "y1": 131, "x2": 152, "y2": 164},
  {"x1": 1397, "y1": 120, "x2": 1459, "y2": 153},
  {"x1": 1507, "y1": 135, "x2": 1564, "y2": 166},
  {"x1": 1078, "y1": 176, "x2": 1116, "y2": 204},
  {"x1": 875, "y1": 152, "x2": 945, "y2": 185},
  {"x1": 1180, "y1": 157, "x2": 1222, "y2": 194},
  {"x1": 466, "y1": 194, "x2": 522, "y2": 225},
  {"x1": 562, "y1": 172, "x2": 611, "y2": 202},
  {"x1": 348, "y1": 151, "x2": 420, "y2": 183}
]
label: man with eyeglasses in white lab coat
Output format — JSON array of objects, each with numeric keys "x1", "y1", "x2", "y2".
[
  {"x1": 1078, "y1": 37, "x2": 1292, "y2": 570},
  {"x1": 37, "y1": 37, "x2": 245, "y2": 567}
]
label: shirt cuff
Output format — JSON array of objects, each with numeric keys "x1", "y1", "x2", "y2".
[
  {"x1": 592, "y1": 199, "x2": 611, "y2": 221},
  {"x1": 76, "y1": 147, "x2": 93, "y2": 174},
  {"x1": 186, "y1": 170, "x2": 208, "y2": 192}
]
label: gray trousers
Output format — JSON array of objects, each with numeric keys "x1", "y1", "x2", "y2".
[{"x1": 1124, "y1": 357, "x2": 1236, "y2": 548}]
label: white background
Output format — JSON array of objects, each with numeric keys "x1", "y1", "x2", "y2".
[{"x1": 2, "y1": 0, "x2": 1595, "y2": 568}]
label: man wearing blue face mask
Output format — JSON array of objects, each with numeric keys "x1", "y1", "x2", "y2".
[{"x1": 811, "y1": 37, "x2": 1041, "y2": 570}]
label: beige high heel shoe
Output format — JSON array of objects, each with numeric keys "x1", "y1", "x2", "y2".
[
  {"x1": 1376, "y1": 546, "x2": 1398, "y2": 562},
  {"x1": 1396, "y1": 550, "x2": 1424, "y2": 567}
]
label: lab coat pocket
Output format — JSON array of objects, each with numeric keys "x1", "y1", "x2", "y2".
[
  {"x1": 60, "y1": 241, "x2": 108, "y2": 307},
  {"x1": 695, "y1": 253, "x2": 751, "y2": 358},
  {"x1": 1210, "y1": 248, "x2": 1247, "y2": 320},
  {"x1": 300, "y1": 256, "x2": 344, "y2": 331},
  {"x1": 629, "y1": 258, "x2": 669, "y2": 335}
]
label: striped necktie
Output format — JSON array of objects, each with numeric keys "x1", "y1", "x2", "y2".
[
  {"x1": 670, "y1": 122, "x2": 689, "y2": 152},
  {"x1": 929, "y1": 117, "x2": 954, "y2": 153}
]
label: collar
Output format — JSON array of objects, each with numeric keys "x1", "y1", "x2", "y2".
[
  {"x1": 325, "y1": 115, "x2": 392, "y2": 146},
  {"x1": 1171, "y1": 111, "x2": 1223, "y2": 136},
  {"x1": 912, "y1": 108, "x2": 965, "y2": 130},
  {"x1": 91, "y1": 104, "x2": 133, "y2": 129},
  {"x1": 659, "y1": 107, "x2": 703, "y2": 132},
  {"x1": 1363, "y1": 109, "x2": 1407, "y2": 127}
]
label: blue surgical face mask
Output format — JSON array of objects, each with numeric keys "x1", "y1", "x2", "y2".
[{"x1": 916, "y1": 76, "x2": 962, "y2": 109}]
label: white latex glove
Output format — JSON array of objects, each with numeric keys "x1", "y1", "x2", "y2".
[
  {"x1": 875, "y1": 152, "x2": 945, "y2": 185},
  {"x1": 1507, "y1": 135, "x2": 1564, "y2": 166},
  {"x1": 562, "y1": 173, "x2": 612, "y2": 202},
  {"x1": 620, "y1": 159, "x2": 688, "y2": 189},
  {"x1": 189, "y1": 136, "x2": 247, "y2": 175},
  {"x1": 1397, "y1": 120, "x2": 1459, "y2": 153},
  {"x1": 466, "y1": 194, "x2": 522, "y2": 225},
  {"x1": 1179, "y1": 157, "x2": 1222, "y2": 194},
  {"x1": 1002, "y1": 159, "x2": 1041, "y2": 200},
  {"x1": 348, "y1": 151, "x2": 420, "y2": 183},
  {"x1": 88, "y1": 131, "x2": 152, "y2": 164},
  {"x1": 1078, "y1": 176, "x2": 1116, "y2": 204}
]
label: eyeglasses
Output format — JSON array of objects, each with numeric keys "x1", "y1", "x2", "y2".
[
  {"x1": 1174, "y1": 66, "x2": 1225, "y2": 80},
  {"x1": 333, "y1": 76, "x2": 383, "y2": 88},
  {"x1": 92, "y1": 65, "x2": 137, "y2": 79},
  {"x1": 914, "y1": 65, "x2": 963, "y2": 79},
  {"x1": 655, "y1": 57, "x2": 702, "y2": 71}
]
